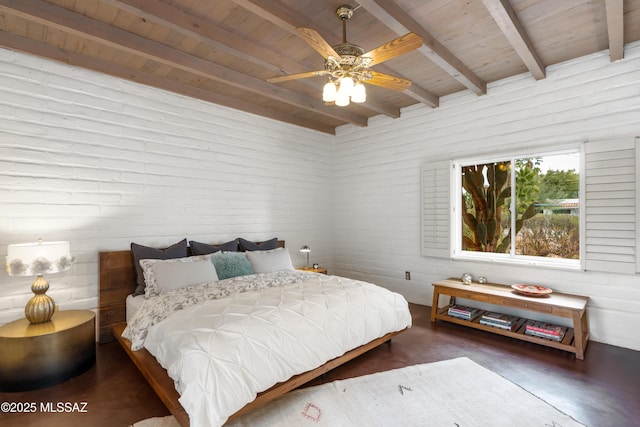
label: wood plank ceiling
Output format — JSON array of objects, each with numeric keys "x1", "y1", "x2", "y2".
[{"x1": 0, "y1": 0, "x2": 637, "y2": 134}]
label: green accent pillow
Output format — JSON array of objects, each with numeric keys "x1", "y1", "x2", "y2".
[{"x1": 211, "y1": 252, "x2": 254, "y2": 280}]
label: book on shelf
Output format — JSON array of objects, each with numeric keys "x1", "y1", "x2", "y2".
[
  {"x1": 481, "y1": 312, "x2": 519, "y2": 325},
  {"x1": 479, "y1": 317, "x2": 520, "y2": 331},
  {"x1": 524, "y1": 329, "x2": 566, "y2": 341},
  {"x1": 448, "y1": 311, "x2": 482, "y2": 321},
  {"x1": 448, "y1": 304, "x2": 479, "y2": 315},
  {"x1": 447, "y1": 304, "x2": 482, "y2": 321},
  {"x1": 524, "y1": 320, "x2": 567, "y2": 341},
  {"x1": 524, "y1": 320, "x2": 567, "y2": 336}
]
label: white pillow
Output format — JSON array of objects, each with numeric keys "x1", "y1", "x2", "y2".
[
  {"x1": 245, "y1": 247, "x2": 294, "y2": 274},
  {"x1": 140, "y1": 254, "x2": 218, "y2": 297}
]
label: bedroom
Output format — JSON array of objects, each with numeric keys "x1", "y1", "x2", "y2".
[{"x1": 1, "y1": 0, "x2": 639, "y2": 426}]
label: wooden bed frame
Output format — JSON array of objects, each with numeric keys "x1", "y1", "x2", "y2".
[{"x1": 98, "y1": 241, "x2": 406, "y2": 426}]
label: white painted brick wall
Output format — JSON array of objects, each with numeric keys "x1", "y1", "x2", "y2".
[
  {"x1": 2, "y1": 42, "x2": 640, "y2": 352},
  {"x1": 0, "y1": 48, "x2": 334, "y2": 325},
  {"x1": 334, "y1": 42, "x2": 640, "y2": 351}
]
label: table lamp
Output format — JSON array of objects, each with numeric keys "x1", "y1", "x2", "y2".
[
  {"x1": 299, "y1": 245, "x2": 311, "y2": 269},
  {"x1": 5, "y1": 240, "x2": 72, "y2": 324}
]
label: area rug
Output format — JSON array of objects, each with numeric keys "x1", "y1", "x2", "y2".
[
  {"x1": 131, "y1": 415, "x2": 180, "y2": 427},
  {"x1": 134, "y1": 357, "x2": 585, "y2": 427}
]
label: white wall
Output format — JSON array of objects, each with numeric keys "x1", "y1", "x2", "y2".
[
  {"x1": 2, "y1": 41, "x2": 639, "y2": 352},
  {"x1": 333, "y1": 42, "x2": 640, "y2": 351},
  {"x1": 0, "y1": 48, "x2": 334, "y2": 325}
]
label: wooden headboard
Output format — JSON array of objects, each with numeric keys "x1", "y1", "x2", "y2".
[{"x1": 98, "y1": 240, "x2": 285, "y2": 343}]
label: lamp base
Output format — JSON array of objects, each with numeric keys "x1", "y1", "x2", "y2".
[{"x1": 25, "y1": 276, "x2": 56, "y2": 324}]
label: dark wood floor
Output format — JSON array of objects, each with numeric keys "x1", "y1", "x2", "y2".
[{"x1": 1, "y1": 303, "x2": 639, "y2": 426}]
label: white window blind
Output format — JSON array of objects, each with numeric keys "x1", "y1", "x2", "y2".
[
  {"x1": 584, "y1": 137, "x2": 640, "y2": 274},
  {"x1": 421, "y1": 160, "x2": 451, "y2": 258}
]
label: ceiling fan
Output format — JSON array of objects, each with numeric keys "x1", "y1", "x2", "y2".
[{"x1": 267, "y1": 4, "x2": 422, "y2": 106}]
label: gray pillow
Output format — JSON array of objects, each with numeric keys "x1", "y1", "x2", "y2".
[
  {"x1": 131, "y1": 239, "x2": 188, "y2": 296},
  {"x1": 189, "y1": 239, "x2": 239, "y2": 255},
  {"x1": 211, "y1": 252, "x2": 254, "y2": 280},
  {"x1": 246, "y1": 248, "x2": 294, "y2": 274},
  {"x1": 140, "y1": 255, "x2": 218, "y2": 297},
  {"x1": 238, "y1": 237, "x2": 278, "y2": 251}
]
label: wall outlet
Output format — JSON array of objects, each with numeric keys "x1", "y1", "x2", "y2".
[{"x1": 405, "y1": 271, "x2": 411, "y2": 280}]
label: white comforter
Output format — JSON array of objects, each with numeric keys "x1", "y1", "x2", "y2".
[{"x1": 127, "y1": 271, "x2": 411, "y2": 427}]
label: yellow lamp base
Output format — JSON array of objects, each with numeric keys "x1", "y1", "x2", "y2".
[{"x1": 25, "y1": 276, "x2": 56, "y2": 324}]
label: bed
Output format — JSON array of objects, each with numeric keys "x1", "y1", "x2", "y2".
[{"x1": 98, "y1": 239, "x2": 411, "y2": 427}]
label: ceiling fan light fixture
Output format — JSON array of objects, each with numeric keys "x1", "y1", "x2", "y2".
[
  {"x1": 268, "y1": 5, "x2": 422, "y2": 109},
  {"x1": 351, "y1": 81, "x2": 366, "y2": 103},
  {"x1": 322, "y1": 80, "x2": 337, "y2": 102}
]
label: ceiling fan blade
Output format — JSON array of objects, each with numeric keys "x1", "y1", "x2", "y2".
[
  {"x1": 366, "y1": 71, "x2": 413, "y2": 91},
  {"x1": 267, "y1": 70, "x2": 329, "y2": 83},
  {"x1": 296, "y1": 27, "x2": 341, "y2": 59},
  {"x1": 363, "y1": 33, "x2": 423, "y2": 66}
]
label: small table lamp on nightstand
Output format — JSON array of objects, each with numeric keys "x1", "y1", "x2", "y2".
[
  {"x1": 2, "y1": 240, "x2": 95, "y2": 392},
  {"x1": 299, "y1": 245, "x2": 311, "y2": 269},
  {"x1": 5, "y1": 240, "x2": 73, "y2": 324}
]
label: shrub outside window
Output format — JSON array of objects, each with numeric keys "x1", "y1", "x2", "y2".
[{"x1": 453, "y1": 151, "x2": 580, "y2": 268}]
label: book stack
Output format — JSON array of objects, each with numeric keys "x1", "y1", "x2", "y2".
[
  {"x1": 524, "y1": 320, "x2": 567, "y2": 341},
  {"x1": 479, "y1": 312, "x2": 520, "y2": 331},
  {"x1": 447, "y1": 304, "x2": 482, "y2": 321}
]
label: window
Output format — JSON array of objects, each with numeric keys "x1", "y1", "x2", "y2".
[
  {"x1": 422, "y1": 138, "x2": 639, "y2": 273},
  {"x1": 452, "y1": 151, "x2": 581, "y2": 268}
]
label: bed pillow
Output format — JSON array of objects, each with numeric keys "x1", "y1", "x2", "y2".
[
  {"x1": 238, "y1": 237, "x2": 279, "y2": 251},
  {"x1": 211, "y1": 252, "x2": 254, "y2": 280},
  {"x1": 131, "y1": 239, "x2": 188, "y2": 296},
  {"x1": 140, "y1": 254, "x2": 218, "y2": 298},
  {"x1": 246, "y1": 247, "x2": 294, "y2": 274},
  {"x1": 189, "y1": 239, "x2": 239, "y2": 255}
]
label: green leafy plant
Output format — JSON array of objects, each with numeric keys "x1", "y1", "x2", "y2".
[{"x1": 462, "y1": 161, "x2": 537, "y2": 253}]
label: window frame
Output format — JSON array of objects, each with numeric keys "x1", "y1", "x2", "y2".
[{"x1": 451, "y1": 147, "x2": 582, "y2": 270}]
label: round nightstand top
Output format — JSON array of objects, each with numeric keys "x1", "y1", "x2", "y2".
[{"x1": 0, "y1": 309, "x2": 95, "y2": 338}]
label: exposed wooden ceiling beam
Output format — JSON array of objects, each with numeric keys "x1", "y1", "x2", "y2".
[
  {"x1": 355, "y1": 0, "x2": 486, "y2": 95},
  {"x1": 0, "y1": 0, "x2": 368, "y2": 127},
  {"x1": 404, "y1": 82, "x2": 439, "y2": 107},
  {"x1": 480, "y1": 0, "x2": 545, "y2": 80},
  {"x1": 102, "y1": 0, "x2": 400, "y2": 119},
  {"x1": 233, "y1": 0, "x2": 439, "y2": 108},
  {"x1": 0, "y1": 31, "x2": 336, "y2": 134},
  {"x1": 605, "y1": 0, "x2": 625, "y2": 61}
]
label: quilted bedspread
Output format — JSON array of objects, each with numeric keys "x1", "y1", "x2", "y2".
[{"x1": 138, "y1": 272, "x2": 411, "y2": 427}]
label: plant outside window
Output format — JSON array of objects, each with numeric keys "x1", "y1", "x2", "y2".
[{"x1": 460, "y1": 155, "x2": 579, "y2": 260}]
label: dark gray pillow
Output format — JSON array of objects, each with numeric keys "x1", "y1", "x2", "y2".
[
  {"x1": 189, "y1": 239, "x2": 239, "y2": 255},
  {"x1": 131, "y1": 239, "x2": 188, "y2": 296},
  {"x1": 238, "y1": 237, "x2": 278, "y2": 251}
]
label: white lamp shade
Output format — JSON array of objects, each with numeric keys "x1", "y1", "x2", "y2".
[
  {"x1": 322, "y1": 81, "x2": 337, "y2": 102},
  {"x1": 335, "y1": 92, "x2": 350, "y2": 106},
  {"x1": 351, "y1": 82, "x2": 366, "y2": 103},
  {"x1": 299, "y1": 245, "x2": 311, "y2": 253},
  {"x1": 6, "y1": 241, "x2": 72, "y2": 277},
  {"x1": 338, "y1": 77, "x2": 354, "y2": 95}
]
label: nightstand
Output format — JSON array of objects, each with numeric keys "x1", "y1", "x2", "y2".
[
  {"x1": 297, "y1": 267, "x2": 328, "y2": 274},
  {"x1": 0, "y1": 310, "x2": 96, "y2": 392}
]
